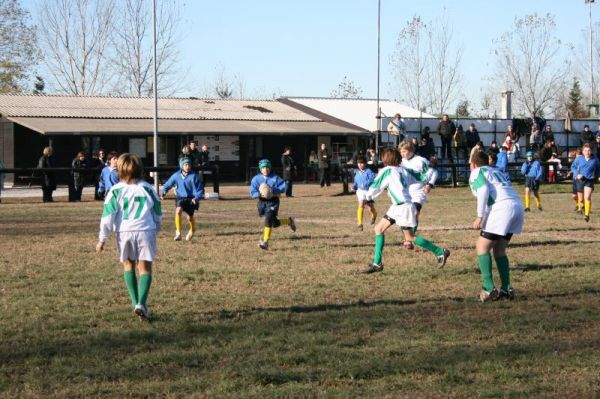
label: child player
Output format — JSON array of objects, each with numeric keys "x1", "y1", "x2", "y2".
[
  {"x1": 98, "y1": 151, "x2": 119, "y2": 199},
  {"x1": 469, "y1": 150, "x2": 524, "y2": 302},
  {"x1": 520, "y1": 150, "x2": 543, "y2": 212},
  {"x1": 351, "y1": 156, "x2": 377, "y2": 230},
  {"x1": 571, "y1": 143, "x2": 600, "y2": 222},
  {"x1": 361, "y1": 148, "x2": 416, "y2": 273},
  {"x1": 399, "y1": 140, "x2": 450, "y2": 267},
  {"x1": 96, "y1": 153, "x2": 162, "y2": 321},
  {"x1": 250, "y1": 159, "x2": 296, "y2": 250},
  {"x1": 161, "y1": 157, "x2": 204, "y2": 241}
]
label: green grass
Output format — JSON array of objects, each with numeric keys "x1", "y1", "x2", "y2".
[{"x1": 0, "y1": 183, "x2": 599, "y2": 398}]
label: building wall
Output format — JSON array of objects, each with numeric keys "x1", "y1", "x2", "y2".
[{"x1": 0, "y1": 119, "x2": 15, "y2": 185}]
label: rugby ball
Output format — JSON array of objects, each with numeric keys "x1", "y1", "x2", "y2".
[{"x1": 259, "y1": 183, "x2": 273, "y2": 199}]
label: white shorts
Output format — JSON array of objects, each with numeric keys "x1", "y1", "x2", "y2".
[
  {"x1": 355, "y1": 189, "x2": 371, "y2": 202},
  {"x1": 482, "y1": 200, "x2": 524, "y2": 236},
  {"x1": 386, "y1": 203, "x2": 417, "y2": 228},
  {"x1": 116, "y1": 231, "x2": 157, "y2": 263}
]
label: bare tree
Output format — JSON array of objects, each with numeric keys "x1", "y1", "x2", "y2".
[
  {"x1": 38, "y1": 0, "x2": 115, "y2": 95},
  {"x1": 330, "y1": 76, "x2": 363, "y2": 98},
  {"x1": 493, "y1": 13, "x2": 571, "y2": 118},
  {"x1": 426, "y1": 16, "x2": 463, "y2": 115},
  {"x1": 111, "y1": 0, "x2": 183, "y2": 96},
  {"x1": 575, "y1": 20, "x2": 600, "y2": 105},
  {"x1": 389, "y1": 16, "x2": 430, "y2": 112}
]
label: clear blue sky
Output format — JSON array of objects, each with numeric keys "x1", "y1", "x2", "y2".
[{"x1": 24, "y1": 0, "x2": 598, "y2": 107}]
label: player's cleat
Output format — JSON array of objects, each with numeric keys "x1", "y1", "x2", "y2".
[
  {"x1": 577, "y1": 208, "x2": 583, "y2": 214},
  {"x1": 436, "y1": 248, "x2": 450, "y2": 268},
  {"x1": 524, "y1": 208, "x2": 530, "y2": 212},
  {"x1": 370, "y1": 217, "x2": 376, "y2": 225},
  {"x1": 537, "y1": 206, "x2": 543, "y2": 211},
  {"x1": 360, "y1": 262, "x2": 383, "y2": 273},
  {"x1": 584, "y1": 215, "x2": 590, "y2": 222},
  {"x1": 258, "y1": 240, "x2": 268, "y2": 250},
  {"x1": 357, "y1": 224, "x2": 363, "y2": 231},
  {"x1": 185, "y1": 230, "x2": 194, "y2": 241},
  {"x1": 478, "y1": 288, "x2": 500, "y2": 302},
  {"x1": 403, "y1": 240, "x2": 414, "y2": 250},
  {"x1": 499, "y1": 287, "x2": 515, "y2": 300},
  {"x1": 289, "y1": 217, "x2": 297, "y2": 232},
  {"x1": 174, "y1": 231, "x2": 181, "y2": 241},
  {"x1": 134, "y1": 304, "x2": 150, "y2": 321}
]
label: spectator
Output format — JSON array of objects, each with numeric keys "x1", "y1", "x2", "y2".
[
  {"x1": 469, "y1": 141, "x2": 484, "y2": 164},
  {"x1": 38, "y1": 146, "x2": 56, "y2": 203},
  {"x1": 318, "y1": 143, "x2": 331, "y2": 187},
  {"x1": 592, "y1": 133, "x2": 600, "y2": 155},
  {"x1": 489, "y1": 140, "x2": 500, "y2": 155},
  {"x1": 529, "y1": 125, "x2": 542, "y2": 148},
  {"x1": 71, "y1": 151, "x2": 87, "y2": 202},
  {"x1": 366, "y1": 148, "x2": 378, "y2": 165},
  {"x1": 188, "y1": 141, "x2": 202, "y2": 168},
  {"x1": 507, "y1": 140, "x2": 520, "y2": 163},
  {"x1": 581, "y1": 125, "x2": 594, "y2": 147},
  {"x1": 281, "y1": 146, "x2": 296, "y2": 197},
  {"x1": 547, "y1": 153, "x2": 562, "y2": 183},
  {"x1": 541, "y1": 139, "x2": 560, "y2": 162},
  {"x1": 466, "y1": 123, "x2": 481, "y2": 153},
  {"x1": 199, "y1": 144, "x2": 210, "y2": 166},
  {"x1": 410, "y1": 137, "x2": 419, "y2": 149},
  {"x1": 387, "y1": 113, "x2": 406, "y2": 147},
  {"x1": 308, "y1": 150, "x2": 318, "y2": 181},
  {"x1": 453, "y1": 124, "x2": 468, "y2": 161},
  {"x1": 543, "y1": 125, "x2": 554, "y2": 143},
  {"x1": 504, "y1": 124, "x2": 520, "y2": 142},
  {"x1": 90, "y1": 152, "x2": 105, "y2": 200},
  {"x1": 419, "y1": 127, "x2": 436, "y2": 159},
  {"x1": 180, "y1": 144, "x2": 191, "y2": 159},
  {"x1": 436, "y1": 114, "x2": 455, "y2": 161},
  {"x1": 98, "y1": 149, "x2": 106, "y2": 165}
]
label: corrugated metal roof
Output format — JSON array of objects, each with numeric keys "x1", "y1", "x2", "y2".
[
  {"x1": 283, "y1": 97, "x2": 436, "y2": 132},
  {"x1": 0, "y1": 94, "x2": 321, "y2": 122},
  {"x1": 6, "y1": 117, "x2": 367, "y2": 136}
]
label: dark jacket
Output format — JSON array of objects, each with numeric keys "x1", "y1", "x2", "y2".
[
  {"x1": 199, "y1": 150, "x2": 210, "y2": 166},
  {"x1": 71, "y1": 157, "x2": 86, "y2": 188},
  {"x1": 466, "y1": 129, "x2": 481, "y2": 148},
  {"x1": 281, "y1": 154, "x2": 295, "y2": 180},
  {"x1": 437, "y1": 120, "x2": 456, "y2": 138},
  {"x1": 38, "y1": 155, "x2": 56, "y2": 189},
  {"x1": 189, "y1": 149, "x2": 202, "y2": 168},
  {"x1": 318, "y1": 148, "x2": 331, "y2": 169}
]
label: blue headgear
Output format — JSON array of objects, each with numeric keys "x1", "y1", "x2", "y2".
[
  {"x1": 526, "y1": 151, "x2": 534, "y2": 158},
  {"x1": 258, "y1": 159, "x2": 271, "y2": 170},
  {"x1": 179, "y1": 157, "x2": 191, "y2": 169}
]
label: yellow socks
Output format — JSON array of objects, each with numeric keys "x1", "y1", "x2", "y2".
[
  {"x1": 189, "y1": 217, "x2": 196, "y2": 232},
  {"x1": 175, "y1": 214, "x2": 182, "y2": 232},
  {"x1": 370, "y1": 209, "x2": 377, "y2": 221},
  {"x1": 534, "y1": 195, "x2": 541, "y2": 208},
  {"x1": 263, "y1": 227, "x2": 272, "y2": 242},
  {"x1": 585, "y1": 200, "x2": 591, "y2": 216},
  {"x1": 357, "y1": 207, "x2": 364, "y2": 225},
  {"x1": 280, "y1": 218, "x2": 290, "y2": 226},
  {"x1": 524, "y1": 195, "x2": 530, "y2": 209}
]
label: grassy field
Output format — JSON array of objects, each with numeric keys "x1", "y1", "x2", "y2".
[{"x1": 0, "y1": 183, "x2": 599, "y2": 398}]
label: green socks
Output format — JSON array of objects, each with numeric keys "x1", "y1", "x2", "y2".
[
  {"x1": 373, "y1": 234, "x2": 385, "y2": 264},
  {"x1": 495, "y1": 255, "x2": 511, "y2": 290},
  {"x1": 414, "y1": 235, "x2": 444, "y2": 256},
  {"x1": 123, "y1": 270, "x2": 138, "y2": 308},
  {"x1": 478, "y1": 254, "x2": 494, "y2": 291},
  {"x1": 138, "y1": 273, "x2": 153, "y2": 307}
]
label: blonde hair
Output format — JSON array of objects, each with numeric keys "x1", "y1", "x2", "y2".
[
  {"x1": 398, "y1": 140, "x2": 415, "y2": 153},
  {"x1": 117, "y1": 153, "x2": 144, "y2": 184},
  {"x1": 380, "y1": 148, "x2": 402, "y2": 166},
  {"x1": 43, "y1": 146, "x2": 53, "y2": 156}
]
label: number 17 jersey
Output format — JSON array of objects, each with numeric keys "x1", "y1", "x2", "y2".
[{"x1": 99, "y1": 181, "x2": 162, "y2": 242}]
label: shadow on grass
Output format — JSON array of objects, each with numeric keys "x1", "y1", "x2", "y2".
[{"x1": 514, "y1": 262, "x2": 591, "y2": 272}]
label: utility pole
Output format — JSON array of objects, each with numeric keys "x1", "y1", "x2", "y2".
[{"x1": 586, "y1": 0, "x2": 598, "y2": 115}]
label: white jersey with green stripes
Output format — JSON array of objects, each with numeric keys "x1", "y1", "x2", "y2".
[
  {"x1": 367, "y1": 165, "x2": 412, "y2": 205},
  {"x1": 402, "y1": 155, "x2": 438, "y2": 205},
  {"x1": 469, "y1": 166, "x2": 521, "y2": 217},
  {"x1": 99, "y1": 180, "x2": 162, "y2": 242}
]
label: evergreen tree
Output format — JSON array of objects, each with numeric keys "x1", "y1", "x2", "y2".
[{"x1": 567, "y1": 78, "x2": 586, "y2": 118}]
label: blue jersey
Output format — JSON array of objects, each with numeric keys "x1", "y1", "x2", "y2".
[
  {"x1": 161, "y1": 170, "x2": 204, "y2": 200},
  {"x1": 250, "y1": 172, "x2": 286, "y2": 198},
  {"x1": 520, "y1": 160, "x2": 543, "y2": 181},
  {"x1": 352, "y1": 168, "x2": 376, "y2": 190},
  {"x1": 98, "y1": 166, "x2": 119, "y2": 193},
  {"x1": 571, "y1": 155, "x2": 600, "y2": 179},
  {"x1": 496, "y1": 151, "x2": 508, "y2": 173}
]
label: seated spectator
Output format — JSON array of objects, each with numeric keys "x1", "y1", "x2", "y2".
[
  {"x1": 507, "y1": 140, "x2": 520, "y2": 163},
  {"x1": 541, "y1": 139, "x2": 560, "y2": 162},
  {"x1": 530, "y1": 124, "x2": 542, "y2": 148},
  {"x1": 469, "y1": 141, "x2": 484, "y2": 163},
  {"x1": 489, "y1": 140, "x2": 500, "y2": 155},
  {"x1": 504, "y1": 124, "x2": 519, "y2": 142},
  {"x1": 547, "y1": 152, "x2": 562, "y2": 183}
]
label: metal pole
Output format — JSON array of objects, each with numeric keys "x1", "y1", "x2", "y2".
[
  {"x1": 152, "y1": 0, "x2": 159, "y2": 193},
  {"x1": 590, "y1": 0, "x2": 595, "y2": 105},
  {"x1": 375, "y1": 0, "x2": 381, "y2": 155}
]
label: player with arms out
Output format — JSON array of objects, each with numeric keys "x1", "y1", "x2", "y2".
[
  {"x1": 96, "y1": 153, "x2": 162, "y2": 321},
  {"x1": 469, "y1": 150, "x2": 524, "y2": 302},
  {"x1": 250, "y1": 159, "x2": 296, "y2": 250},
  {"x1": 351, "y1": 156, "x2": 377, "y2": 231}
]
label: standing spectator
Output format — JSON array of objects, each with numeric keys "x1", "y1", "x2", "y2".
[
  {"x1": 199, "y1": 144, "x2": 210, "y2": 166},
  {"x1": 453, "y1": 124, "x2": 468, "y2": 161},
  {"x1": 543, "y1": 125, "x2": 554, "y2": 143},
  {"x1": 188, "y1": 141, "x2": 202, "y2": 169},
  {"x1": 71, "y1": 151, "x2": 87, "y2": 202},
  {"x1": 507, "y1": 139, "x2": 520, "y2": 163},
  {"x1": 90, "y1": 152, "x2": 105, "y2": 200},
  {"x1": 98, "y1": 149, "x2": 106, "y2": 165},
  {"x1": 38, "y1": 146, "x2": 56, "y2": 203},
  {"x1": 0, "y1": 158, "x2": 4, "y2": 203},
  {"x1": 418, "y1": 127, "x2": 436, "y2": 159},
  {"x1": 581, "y1": 125, "x2": 594, "y2": 147},
  {"x1": 387, "y1": 113, "x2": 406, "y2": 147},
  {"x1": 180, "y1": 145, "x2": 191, "y2": 159},
  {"x1": 318, "y1": 143, "x2": 331, "y2": 187},
  {"x1": 366, "y1": 148, "x2": 378, "y2": 165},
  {"x1": 281, "y1": 146, "x2": 296, "y2": 197},
  {"x1": 436, "y1": 114, "x2": 455, "y2": 161},
  {"x1": 308, "y1": 150, "x2": 318, "y2": 181},
  {"x1": 591, "y1": 133, "x2": 600, "y2": 155},
  {"x1": 529, "y1": 125, "x2": 542, "y2": 148},
  {"x1": 466, "y1": 123, "x2": 481, "y2": 153}
]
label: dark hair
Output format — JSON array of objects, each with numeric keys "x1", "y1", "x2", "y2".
[
  {"x1": 487, "y1": 150, "x2": 498, "y2": 165},
  {"x1": 284, "y1": 146, "x2": 291, "y2": 152},
  {"x1": 471, "y1": 150, "x2": 489, "y2": 166},
  {"x1": 356, "y1": 156, "x2": 367, "y2": 164},
  {"x1": 107, "y1": 151, "x2": 118, "y2": 161},
  {"x1": 380, "y1": 148, "x2": 401, "y2": 166}
]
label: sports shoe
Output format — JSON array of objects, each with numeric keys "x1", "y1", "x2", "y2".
[
  {"x1": 370, "y1": 217, "x2": 376, "y2": 225},
  {"x1": 537, "y1": 206, "x2": 543, "y2": 211},
  {"x1": 577, "y1": 208, "x2": 583, "y2": 214},
  {"x1": 185, "y1": 230, "x2": 194, "y2": 241},
  {"x1": 360, "y1": 262, "x2": 383, "y2": 273},
  {"x1": 357, "y1": 224, "x2": 363, "y2": 231},
  {"x1": 436, "y1": 248, "x2": 450, "y2": 268},
  {"x1": 499, "y1": 287, "x2": 515, "y2": 300},
  {"x1": 258, "y1": 240, "x2": 268, "y2": 250},
  {"x1": 289, "y1": 217, "x2": 297, "y2": 232},
  {"x1": 134, "y1": 304, "x2": 150, "y2": 321},
  {"x1": 584, "y1": 215, "x2": 590, "y2": 222},
  {"x1": 478, "y1": 288, "x2": 500, "y2": 302},
  {"x1": 174, "y1": 231, "x2": 182, "y2": 241},
  {"x1": 524, "y1": 208, "x2": 530, "y2": 212},
  {"x1": 403, "y1": 240, "x2": 414, "y2": 250}
]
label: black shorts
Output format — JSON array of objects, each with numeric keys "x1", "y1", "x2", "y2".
[
  {"x1": 525, "y1": 177, "x2": 540, "y2": 191},
  {"x1": 480, "y1": 230, "x2": 513, "y2": 242},
  {"x1": 176, "y1": 197, "x2": 199, "y2": 216},
  {"x1": 257, "y1": 197, "x2": 280, "y2": 217},
  {"x1": 575, "y1": 178, "x2": 595, "y2": 193}
]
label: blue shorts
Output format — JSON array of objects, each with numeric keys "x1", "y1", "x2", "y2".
[
  {"x1": 575, "y1": 178, "x2": 595, "y2": 193},
  {"x1": 176, "y1": 197, "x2": 199, "y2": 216},
  {"x1": 525, "y1": 177, "x2": 540, "y2": 191}
]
